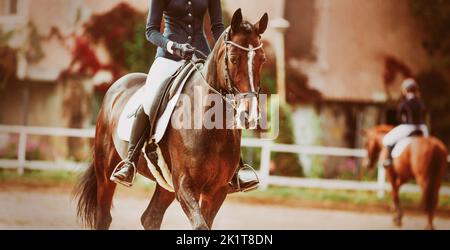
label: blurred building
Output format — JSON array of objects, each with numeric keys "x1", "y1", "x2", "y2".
[
  {"x1": 0, "y1": 0, "x2": 148, "y2": 160},
  {"x1": 0, "y1": 0, "x2": 431, "y2": 173},
  {"x1": 0, "y1": 0, "x2": 148, "y2": 127},
  {"x1": 227, "y1": 0, "x2": 430, "y2": 175}
]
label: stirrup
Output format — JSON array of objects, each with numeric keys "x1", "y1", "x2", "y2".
[
  {"x1": 234, "y1": 164, "x2": 260, "y2": 193},
  {"x1": 110, "y1": 160, "x2": 137, "y2": 187}
]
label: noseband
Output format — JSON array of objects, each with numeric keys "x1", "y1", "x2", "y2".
[{"x1": 190, "y1": 29, "x2": 264, "y2": 109}]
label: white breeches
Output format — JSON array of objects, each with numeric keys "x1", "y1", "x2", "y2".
[
  {"x1": 142, "y1": 57, "x2": 184, "y2": 115},
  {"x1": 382, "y1": 124, "x2": 429, "y2": 147}
]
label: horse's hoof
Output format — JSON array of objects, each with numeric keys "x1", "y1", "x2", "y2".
[{"x1": 392, "y1": 216, "x2": 402, "y2": 227}]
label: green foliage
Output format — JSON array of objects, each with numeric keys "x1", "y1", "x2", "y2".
[
  {"x1": 417, "y1": 70, "x2": 450, "y2": 145},
  {"x1": 0, "y1": 28, "x2": 17, "y2": 88},
  {"x1": 237, "y1": 186, "x2": 450, "y2": 208},
  {"x1": 0, "y1": 28, "x2": 14, "y2": 45},
  {"x1": 409, "y1": 0, "x2": 450, "y2": 146},
  {"x1": 409, "y1": 0, "x2": 450, "y2": 69},
  {"x1": 26, "y1": 22, "x2": 45, "y2": 63},
  {"x1": 261, "y1": 69, "x2": 276, "y2": 94},
  {"x1": 271, "y1": 104, "x2": 304, "y2": 177},
  {"x1": 84, "y1": 3, "x2": 155, "y2": 74},
  {"x1": 124, "y1": 23, "x2": 157, "y2": 73},
  {"x1": 0, "y1": 169, "x2": 78, "y2": 183},
  {"x1": 309, "y1": 157, "x2": 325, "y2": 179}
]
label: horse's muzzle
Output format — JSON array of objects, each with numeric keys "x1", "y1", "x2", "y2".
[{"x1": 236, "y1": 96, "x2": 259, "y2": 129}]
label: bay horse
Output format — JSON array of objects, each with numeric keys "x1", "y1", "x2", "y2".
[
  {"x1": 364, "y1": 124, "x2": 448, "y2": 229},
  {"x1": 75, "y1": 9, "x2": 268, "y2": 230}
]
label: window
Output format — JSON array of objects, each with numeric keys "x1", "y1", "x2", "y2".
[
  {"x1": 0, "y1": 0, "x2": 18, "y2": 16},
  {"x1": 0, "y1": 0, "x2": 27, "y2": 24}
]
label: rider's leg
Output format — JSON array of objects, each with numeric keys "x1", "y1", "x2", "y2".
[
  {"x1": 382, "y1": 124, "x2": 413, "y2": 168},
  {"x1": 228, "y1": 158, "x2": 259, "y2": 193},
  {"x1": 111, "y1": 105, "x2": 149, "y2": 186},
  {"x1": 382, "y1": 126, "x2": 402, "y2": 168},
  {"x1": 383, "y1": 145, "x2": 395, "y2": 168},
  {"x1": 111, "y1": 58, "x2": 183, "y2": 187}
]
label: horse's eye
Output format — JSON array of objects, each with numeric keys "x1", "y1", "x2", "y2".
[{"x1": 230, "y1": 55, "x2": 239, "y2": 65}]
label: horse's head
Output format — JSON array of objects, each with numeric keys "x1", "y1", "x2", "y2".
[
  {"x1": 362, "y1": 125, "x2": 393, "y2": 169},
  {"x1": 222, "y1": 9, "x2": 268, "y2": 129}
]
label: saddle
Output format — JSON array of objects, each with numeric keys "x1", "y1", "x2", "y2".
[
  {"x1": 391, "y1": 129, "x2": 425, "y2": 158},
  {"x1": 153, "y1": 61, "x2": 195, "y2": 123},
  {"x1": 117, "y1": 59, "x2": 204, "y2": 144}
]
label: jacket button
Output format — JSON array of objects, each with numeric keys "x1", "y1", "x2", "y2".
[
  {"x1": 188, "y1": 36, "x2": 192, "y2": 40},
  {"x1": 188, "y1": 13, "x2": 192, "y2": 17},
  {"x1": 188, "y1": 1, "x2": 192, "y2": 5},
  {"x1": 188, "y1": 24, "x2": 192, "y2": 28}
]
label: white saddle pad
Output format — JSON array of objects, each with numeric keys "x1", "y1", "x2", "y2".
[
  {"x1": 392, "y1": 137, "x2": 413, "y2": 158},
  {"x1": 117, "y1": 67, "x2": 195, "y2": 143}
]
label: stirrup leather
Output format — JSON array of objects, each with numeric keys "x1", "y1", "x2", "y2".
[
  {"x1": 234, "y1": 164, "x2": 260, "y2": 192},
  {"x1": 110, "y1": 160, "x2": 137, "y2": 187}
]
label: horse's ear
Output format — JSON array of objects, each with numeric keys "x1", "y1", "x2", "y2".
[
  {"x1": 255, "y1": 13, "x2": 269, "y2": 35},
  {"x1": 231, "y1": 8, "x2": 243, "y2": 35}
]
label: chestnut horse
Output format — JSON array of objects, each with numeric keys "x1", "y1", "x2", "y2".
[
  {"x1": 75, "y1": 9, "x2": 268, "y2": 230},
  {"x1": 364, "y1": 125, "x2": 448, "y2": 229}
]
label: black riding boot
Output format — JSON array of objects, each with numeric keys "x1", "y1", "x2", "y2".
[
  {"x1": 228, "y1": 158, "x2": 260, "y2": 193},
  {"x1": 111, "y1": 105, "x2": 150, "y2": 187},
  {"x1": 383, "y1": 145, "x2": 394, "y2": 168}
]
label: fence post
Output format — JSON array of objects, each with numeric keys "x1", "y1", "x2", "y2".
[
  {"x1": 17, "y1": 131, "x2": 27, "y2": 175},
  {"x1": 259, "y1": 140, "x2": 272, "y2": 190},
  {"x1": 377, "y1": 163, "x2": 386, "y2": 198}
]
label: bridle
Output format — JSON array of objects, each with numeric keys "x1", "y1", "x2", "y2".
[
  {"x1": 223, "y1": 29, "x2": 263, "y2": 99},
  {"x1": 190, "y1": 28, "x2": 264, "y2": 109}
]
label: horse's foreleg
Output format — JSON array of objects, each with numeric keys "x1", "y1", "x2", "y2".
[
  {"x1": 201, "y1": 187, "x2": 228, "y2": 229},
  {"x1": 176, "y1": 176, "x2": 209, "y2": 230},
  {"x1": 141, "y1": 184, "x2": 175, "y2": 230}
]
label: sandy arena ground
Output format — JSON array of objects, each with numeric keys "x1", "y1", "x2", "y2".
[{"x1": 1, "y1": 188, "x2": 450, "y2": 230}]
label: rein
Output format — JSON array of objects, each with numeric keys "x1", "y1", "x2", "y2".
[{"x1": 189, "y1": 29, "x2": 264, "y2": 110}]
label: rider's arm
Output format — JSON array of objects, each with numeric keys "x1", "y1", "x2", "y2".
[
  {"x1": 397, "y1": 99, "x2": 407, "y2": 124},
  {"x1": 208, "y1": 0, "x2": 225, "y2": 42},
  {"x1": 146, "y1": 0, "x2": 171, "y2": 52}
]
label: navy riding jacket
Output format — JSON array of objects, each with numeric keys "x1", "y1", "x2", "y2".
[
  {"x1": 397, "y1": 96, "x2": 426, "y2": 125},
  {"x1": 146, "y1": 0, "x2": 225, "y2": 61}
]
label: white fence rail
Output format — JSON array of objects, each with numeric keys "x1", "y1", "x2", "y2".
[{"x1": 0, "y1": 125, "x2": 449, "y2": 198}]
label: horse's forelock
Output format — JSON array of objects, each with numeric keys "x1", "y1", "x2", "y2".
[{"x1": 241, "y1": 21, "x2": 254, "y2": 34}]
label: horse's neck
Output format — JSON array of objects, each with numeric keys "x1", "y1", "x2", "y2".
[
  {"x1": 202, "y1": 48, "x2": 227, "y2": 92},
  {"x1": 180, "y1": 60, "x2": 241, "y2": 138}
]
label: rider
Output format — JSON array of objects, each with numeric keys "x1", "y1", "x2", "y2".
[
  {"x1": 110, "y1": 0, "x2": 259, "y2": 192},
  {"x1": 382, "y1": 78, "x2": 429, "y2": 168}
]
